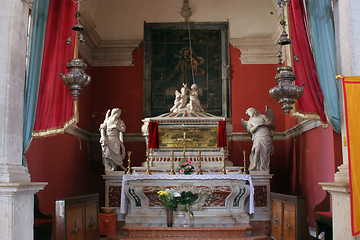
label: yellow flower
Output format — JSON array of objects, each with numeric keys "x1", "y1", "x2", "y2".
[{"x1": 157, "y1": 190, "x2": 168, "y2": 196}]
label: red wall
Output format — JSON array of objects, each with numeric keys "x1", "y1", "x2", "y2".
[{"x1": 26, "y1": 43, "x2": 342, "y2": 226}]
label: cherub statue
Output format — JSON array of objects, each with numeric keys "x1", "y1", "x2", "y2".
[
  {"x1": 187, "y1": 84, "x2": 205, "y2": 113},
  {"x1": 99, "y1": 108, "x2": 126, "y2": 171},
  {"x1": 241, "y1": 106, "x2": 276, "y2": 172},
  {"x1": 170, "y1": 90, "x2": 182, "y2": 112}
]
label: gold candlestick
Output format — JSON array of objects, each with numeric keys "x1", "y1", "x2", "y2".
[
  {"x1": 196, "y1": 150, "x2": 203, "y2": 175},
  {"x1": 145, "y1": 149, "x2": 152, "y2": 175},
  {"x1": 126, "y1": 151, "x2": 132, "y2": 175},
  {"x1": 221, "y1": 150, "x2": 226, "y2": 175},
  {"x1": 169, "y1": 150, "x2": 175, "y2": 175},
  {"x1": 243, "y1": 150, "x2": 247, "y2": 174}
]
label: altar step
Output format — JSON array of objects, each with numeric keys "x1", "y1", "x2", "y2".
[{"x1": 106, "y1": 223, "x2": 269, "y2": 240}]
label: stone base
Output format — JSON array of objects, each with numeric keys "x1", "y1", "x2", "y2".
[{"x1": 250, "y1": 221, "x2": 270, "y2": 236}]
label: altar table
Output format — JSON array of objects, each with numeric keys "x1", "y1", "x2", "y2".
[{"x1": 120, "y1": 174, "x2": 254, "y2": 221}]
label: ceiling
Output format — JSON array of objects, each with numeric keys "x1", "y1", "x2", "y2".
[{"x1": 79, "y1": 0, "x2": 281, "y2": 66}]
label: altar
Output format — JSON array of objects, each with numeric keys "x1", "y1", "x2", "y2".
[{"x1": 120, "y1": 174, "x2": 254, "y2": 225}]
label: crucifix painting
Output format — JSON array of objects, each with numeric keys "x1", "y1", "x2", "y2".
[{"x1": 143, "y1": 22, "x2": 230, "y2": 118}]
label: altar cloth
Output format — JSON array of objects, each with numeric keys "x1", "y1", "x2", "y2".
[{"x1": 120, "y1": 174, "x2": 254, "y2": 214}]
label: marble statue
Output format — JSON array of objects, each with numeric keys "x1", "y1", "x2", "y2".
[
  {"x1": 241, "y1": 106, "x2": 276, "y2": 172},
  {"x1": 170, "y1": 83, "x2": 204, "y2": 113},
  {"x1": 187, "y1": 84, "x2": 205, "y2": 112},
  {"x1": 99, "y1": 108, "x2": 126, "y2": 171}
]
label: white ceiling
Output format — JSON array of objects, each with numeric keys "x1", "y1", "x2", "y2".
[{"x1": 81, "y1": 0, "x2": 279, "y2": 41}]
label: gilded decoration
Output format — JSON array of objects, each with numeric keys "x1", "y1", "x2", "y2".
[{"x1": 158, "y1": 126, "x2": 218, "y2": 148}]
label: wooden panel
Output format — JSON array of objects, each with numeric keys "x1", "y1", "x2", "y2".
[
  {"x1": 66, "y1": 204, "x2": 84, "y2": 240},
  {"x1": 85, "y1": 201, "x2": 99, "y2": 239},
  {"x1": 283, "y1": 203, "x2": 296, "y2": 240},
  {"x1": 271, "y1": 200, "x2": 282, "y2": 240}
]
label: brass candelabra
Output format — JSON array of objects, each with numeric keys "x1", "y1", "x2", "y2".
[
  {"x1": 126, "y1": 151, "x2": 132, "y2": 175},
  {"x1": 221, "y1": 150, "x2": 227, "y2": 175},
  {"x1": 145, "y1": 149, "x2": 152, "y2": 175},
  {"x1": 242, "y1": 150, "x2": 247, "y2": 174},
  {"x1": 169, "y1": 150, "x2": 175, "y2": 175},
  {"x1": 196, "y1": 150, "x2": 203, "y2": 175}
]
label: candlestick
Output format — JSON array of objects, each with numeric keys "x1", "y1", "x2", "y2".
[
  {"x1": 169, "y1": 150, "x2": 175, "y2": 175},
  {"x1": 126, "y1": 151, "x2": 132, "y2": 175},
  {"x1": 196, "y1": 150, "x2": 203, "y2": 175},
  {"x1": 221, "y1": 150, "x2": 226, "y2": 175},
  {"x1": 243, "y1": 150, "x2": 247, "y2": 174},
  {"x1": 145, "y1": 149, "x2": 152, "y2": 175}
]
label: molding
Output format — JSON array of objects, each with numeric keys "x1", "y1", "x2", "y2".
[
  {"x1": 230, "y1": 38, "x2": 279, "y2": 64},
  {"x1": 66, "y1": 119, "x2": 321, "y2": 143},
  {"x1": 79, "y1": 5, "x2": 140, "y2": 67}
]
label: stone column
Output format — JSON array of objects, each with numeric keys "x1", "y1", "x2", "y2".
[
  {"x1": 0, "y1": 1, "x2": 47, "y2": 239},
  {"x1": 320, "y1": 0, "x2": 360, "y2": 239}
]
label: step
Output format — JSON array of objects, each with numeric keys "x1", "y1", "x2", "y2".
[{"x1": 106, "y1": 223, "x2": 269, "y2": 240}]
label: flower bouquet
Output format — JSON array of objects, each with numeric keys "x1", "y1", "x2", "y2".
[
  {"x1": 157, "y1": 189, "x2": 181, "y2": 227},
  {"x1": 179, "y1": 191, "x2": 198, "y2": 226},
  {"x1": 178, "y1": 157, "x2": 194, "y2": 175},
  {"x1": 157, "y1": 189, "x2": 181, "y2": 211}
]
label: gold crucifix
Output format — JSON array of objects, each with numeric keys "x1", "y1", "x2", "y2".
[{"x1": 177, "y1": 132, "x2": 194, "y2": 159}]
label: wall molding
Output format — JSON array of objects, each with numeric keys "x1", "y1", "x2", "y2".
[
  {"x1": 230, "y1": 38, "x2": 279, "y2": 64},
  {"x1": 79, "y1": 5, "x2": 141, "y2": 67},
  {"x1": 66, "y1": 119, "x2": 322, "y2": 143}
]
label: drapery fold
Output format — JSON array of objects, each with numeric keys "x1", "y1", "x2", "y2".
[
  {"x1": 288, "y1": 0, "x2": 327, "y2": 123},
  {"x1": 148, "y1": 122, "x2": 159, "y2": 149},
  {"x1": 23, "y1": 0, "x2": 50, "y2": 164},
  {"x1": 306, "y1": 0, "x2": 341, "y2": 132},
  {"x1": 217, "y1": 121, "x2": 226, "y2": 148},
  {"x1": 32, "y1": 0, "x2": 78, "y2": 137},
  {"x1": 342, "y1": 76, "x2": 360, "y2": 235}
]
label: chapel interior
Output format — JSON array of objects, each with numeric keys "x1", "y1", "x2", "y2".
[{"x1": 2, "y1": 0, "x2": 357, "y2": 239}]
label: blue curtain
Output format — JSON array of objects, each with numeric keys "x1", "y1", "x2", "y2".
[
  {"x1": 22, "y1": 0, "x2": 50, "y2": 165},
  {"x1": 306, "y1": 0, "x2": 341, "y2": 132}
]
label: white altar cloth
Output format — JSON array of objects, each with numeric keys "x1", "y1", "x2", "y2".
[{"x1": 120, "y1": 174, "x2": 254, "y2": 214}]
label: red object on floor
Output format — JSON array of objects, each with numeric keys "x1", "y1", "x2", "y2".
[{"x1": 100, "y1": 213, "x2": 117, "y2": 236}]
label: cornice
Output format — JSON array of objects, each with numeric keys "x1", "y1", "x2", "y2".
[
  {"x1": 66, "y1": 119, "x2": 321, "y2": 143},
  {"x1": 79, "y1": 5, "x2": 140, "y2": 67},
  {"x1": 230, "y1": 38, "x2": 279, "y2": 64}
]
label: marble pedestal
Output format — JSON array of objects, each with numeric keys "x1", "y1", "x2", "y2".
[
  {"x1": 249, "y1": 171, "x2": 273, "y2": 236},
  {"x1": 103, "y1": 171, "x2": 126, "y2": 221}
]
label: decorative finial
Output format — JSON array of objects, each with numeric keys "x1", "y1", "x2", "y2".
[{"x1": 180, "y1": 0, "x2": 192, "y2": 22}]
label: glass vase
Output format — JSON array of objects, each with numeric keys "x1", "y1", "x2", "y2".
[{"x1": 183, "y1": 210, "x2": 191, "y2": 227}]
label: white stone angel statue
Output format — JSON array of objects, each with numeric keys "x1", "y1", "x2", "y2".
[
  {"x1": 241, "y1": 106, "x2": 276, "y2": 172},
  {"x1": 99, "y1": 108, "x2": 126, "y2": 171},
  {"x1": 187, "y1": 83, "x2": 205, "y2": 113}
]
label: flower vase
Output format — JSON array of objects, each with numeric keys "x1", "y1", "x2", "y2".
[
  {"x1": 183, "y1": 210, "x2": 192, "y2": 227},
  {"x1": 166, "y1": 209, "x2": 173, "y2": 227}
]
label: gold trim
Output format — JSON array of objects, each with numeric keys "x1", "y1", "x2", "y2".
[
  {"x1": 291, "y1": 103, "x2": 328, "y2": 128},
  {"x1": 32, "y1": 100, "x2": 79, "y2": 137}
]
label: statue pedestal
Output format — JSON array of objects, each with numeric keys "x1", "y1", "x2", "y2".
[
  {"x1": 249, "y1": 170, "x2": 273, "y2": 236},
  {"x1": 102, "y1": 171, "x2": 125, "y2": 221}
]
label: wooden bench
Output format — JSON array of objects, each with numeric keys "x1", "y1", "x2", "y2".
[
  {"x1": 53, "y1": 193, "x2": 99, "y2": 240},
  {"x1": 313, "y1": 191, "x2": 332, "y2": 240}
]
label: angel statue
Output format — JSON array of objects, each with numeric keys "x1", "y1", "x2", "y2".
[
  {"x1": 99, "y1": 108, "x2": 126, "y2": 171},
  {"x1": 241, "y1": 106, "x2": 276, "y2": 172},
  {"x1": 187, "y1": 83, "x2": 205, "y2": 113}
]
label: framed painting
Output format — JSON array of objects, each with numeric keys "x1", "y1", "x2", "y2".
[{"x1": 143, "y1": 22, "x2": 230, "y2": 118}]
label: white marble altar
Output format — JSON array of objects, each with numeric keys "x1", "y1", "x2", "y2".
[{"x1": 120, "y1": 174, "x2": 253, "y2": 225}]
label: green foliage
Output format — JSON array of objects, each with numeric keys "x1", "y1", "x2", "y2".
[{"x1": 157, "y1": 189, "x2": 181, "y2": 211}]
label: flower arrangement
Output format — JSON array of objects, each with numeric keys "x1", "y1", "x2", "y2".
[
  {"x1": 157, "y1": 189, "x2": 181, "y2": 211},
  {"x1": 178, "y1": 157, "x2": 194, "y2": 175},
  {"x1": 179, "y1": 191, "x2": 198, "y2": 217}
]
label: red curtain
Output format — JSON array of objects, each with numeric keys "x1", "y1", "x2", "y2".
[
  {"x1": 33, "y1": 0, "x2": 77, "y2": 136},
  {"x1": 289, "y1": 0, "x2": 327, "y2": 122},
  {"x1": 148, "y1": 122, "x2": 159, "y2": 149},
  {"x1": 217, "y1": 121, "x2": 226, "y2": 148}
]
